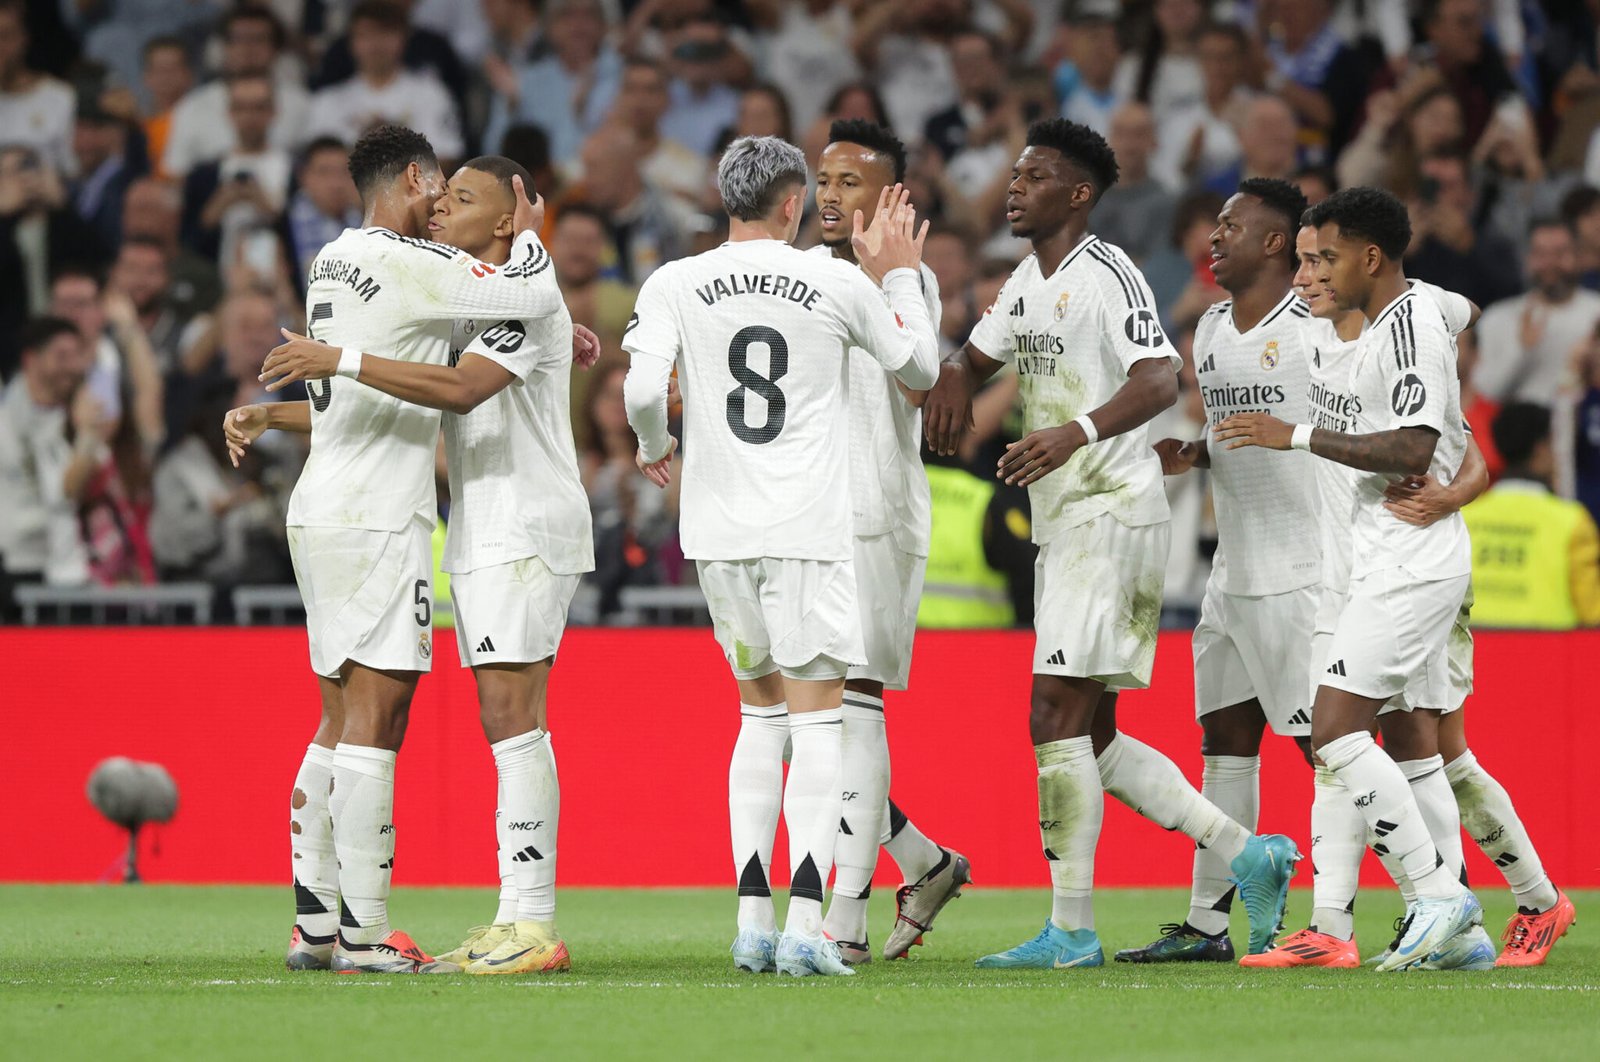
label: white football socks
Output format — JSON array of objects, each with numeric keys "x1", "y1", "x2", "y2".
[
  {"x1": 1186, "y1": 755, "x2": 1259, "y2": 936},
  {"x1": 783, "y1": 708, "x2": 844, "y2": 938},
  {"x1": 882, "y1": 799, "x2": 943, "y2": 883},
  {"x1": 1317, "y1": 731, "x2": 1460, "y2": 901},
  {"x1": 1399, "y1": 754, "x2": 1464, "y2": 885},
  {"x1": 729, "y1": 702, "x2": 787, "y2": 933},
  {"x1": 493, "y1": 777, "x2": 517, "y2": 925},
  {"x1": 1309, "y1": 766, "x2": 1363, "y2": 940},
  {"x1": 1038, "y1": 737, "x2": 1102, "y2": 932},
  {"x1": 290, "y1": 743, "x2": 338, "y2": 940},
  {"x1": 329, "y1": 743, "x2": 397, "y2": 945},
  {"x1": 1446, "y1": 750, "x2": 1559, "y2": 912},
  {"x1": 823, "y1": 693, "x2": 890, "y2": 944},
  {"x1": 493, "y1": 728, "x2": 559, "y2": 924},
  {"x1": 1096, "y1": 733, "x2": 1251, "y2": 864}
]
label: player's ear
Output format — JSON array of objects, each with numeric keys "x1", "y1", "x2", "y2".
[
  {"x1": 1366, "y1": 242, "x2": 1383, "y2": 277},
  {"x1": 1072, "y1": 181, "x2": 1095, "y2": 209},
  {"x1": 1263, "y1": 230, "x2": 1285, "y2": 258},
  {"x1": 493, "y1": 211, "x2": 515, "y2": 238},
  {"x1": 404, "y1": 160, "x2": 422, "y2": 194}
]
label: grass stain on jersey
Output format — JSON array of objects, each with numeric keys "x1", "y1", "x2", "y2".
[
  {"x1": 733, "y1": 639, "x2": 761, "y2": 672},
  {"x1": 1123, "y1": 572, "x2": 1164, "y2": 656}
]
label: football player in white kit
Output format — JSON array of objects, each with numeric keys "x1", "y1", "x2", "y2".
[
  {"x1": 922, "y1": 119, "x2": 1300, "y2": 970},
  {"x1": 240, "y1": 156, "x2": 595, "y2": 975},
  {"x1": 1217, "y1": 187, "x2": 1484, "y2": 970},
  {"x1": 1123, "y1": 178, "x2": 1321, "y2": 963},
  {"x1": 1235, "y1": 222, "x2": 1575, "y2": 969},
  {"x1": 621, "y1": 136, "x2": 940, "y2": 976},
  {"x1": 231, "y1": 126, "x2": 564, "y2": 975},
  {"x1": 809, "y1": 119, "x2": 971, "y2": 965}
]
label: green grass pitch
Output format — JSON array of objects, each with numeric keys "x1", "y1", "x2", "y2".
[{"x1": 2, "y1": 885, "x2": 1595, "y2": 1061}]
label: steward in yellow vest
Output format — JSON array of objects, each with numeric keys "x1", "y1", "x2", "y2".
[{"x1": 918, "y1": 464, "x2": 1015, "y2": 628}]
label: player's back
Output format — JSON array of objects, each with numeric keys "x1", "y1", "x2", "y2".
[
  {"x1": 633, "y1": 239, "x2": 882, "y2": 562},
  {"x1": 287, "y1": 227, "x2": 455, "y2": 532}
]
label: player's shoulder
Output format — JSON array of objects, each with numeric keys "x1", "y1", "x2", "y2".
[
  {"x1": 1076, "y1": 236, "x2": 1153, "y2": 308},
  {"x1": 363, "y1": 226, "x2": 464, "y2": 263}
]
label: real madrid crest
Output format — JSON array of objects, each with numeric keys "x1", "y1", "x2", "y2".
[
  {"x1": 1054, "y1": 291, "x2": 1070, "y2": 320},
  {"x1": 1260, "y1": 341, "x2": 1279, "y2": 370},
  {"x1": 418, "y1": 631, "x2": 432, "y2": 659}
]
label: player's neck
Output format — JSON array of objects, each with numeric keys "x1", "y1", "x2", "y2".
[
  {"x1": 363, "y1": 188, "x2": 420, "y2": 237},
  {"x1": 1333, "y1": 310, "x2": 1364, "y2": 341},
  {"x1": 1031, "y1": 218, "x2": 1090, "y2": 275},
  {"x1": 1360, "y1": 271, "x2": 1410, "y2": 323},
  {"x1": 1226, "y1": 268, "x2": 1294, "y2": 332},
  {"x1": 826, "y1": 239, "x2": 856, "y2": 265},
  {"x1": 727, "y1": 218, "x2": 789, "y2": 243},
  {"x1": 466, "y1": 238, "x2": 511, "y2": 266}
]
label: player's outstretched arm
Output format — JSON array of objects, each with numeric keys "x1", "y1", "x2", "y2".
[
  {"x1": 622, "y1": 352, "x2": 677, "y2": 488},
  {"x1": 849, "y1": 185, "x2": 940, "y2": 391},
  {"x1": 997, "y1": 356, "x2": 1177, "y2": 487},
  {"x1": 1381, "y1": 432, "x2": 1489, "y2": 526},
  {"x1": 1214, "y1": 412, "x2": 1438, "y2": 476},
  {"x1": 924, "y1": 344, "x2": 1005, "y2": 455},
  {"x1": 223, "y1": 400, "x2": 309, "y2": 468},
  {"x1": 260, "y1": 329, "x2": 514, "y2": 414}
]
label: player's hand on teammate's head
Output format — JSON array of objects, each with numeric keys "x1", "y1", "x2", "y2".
[
  {"x1": 222, "y1": 404, "x2": 270, "y2": 468},
  {"x1": 260, "y1": 328, "x2": 340, "y2": 392},
  {"x1": 1152, "y1": 437, "x2": 1200, "y2": 475},
  {"x1": 572, "y1": 323, "x2": 602, "y2": 370},
  {"x1": 1213, "y1": 411, "x2": 1293, "y2": 451},
  {"x1": 511, "y1": 174, "x2": 544, "y2": 236},
  {"x1": 635, "y1": 435, "x2": 678, "y2": 489}
]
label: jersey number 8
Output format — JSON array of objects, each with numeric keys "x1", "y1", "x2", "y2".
[{"x1": 725, "y1": 325, "x2": 788, "y2": 444}]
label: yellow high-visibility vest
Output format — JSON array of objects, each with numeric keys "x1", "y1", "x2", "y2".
[
  {"x1": 1461, "y1": 481, "x2": 1585, "y2": 630},
  {"x1": 917, "y1": 465, "x2": 1015, "y2": 629},
  {"x1": 431, "y1": 516, "x2": 454, "y2": 630}
]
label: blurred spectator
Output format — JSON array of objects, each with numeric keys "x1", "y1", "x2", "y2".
[
  {"x1": 181, "y1": 75, "x2": 292, "y2": 269},
  {"x1": 614, "y1": 58, "x2": 707, "y2": 210},
  {"x1": 122, "y1": 177, "x2": 222, "y2": 320},
  {"x1": 0, "y1": 317, "x2": 91, "y2": 591},
  {"x1": 1096, "y1": 102, "x2": 1176, "y2": 263},
  {"x1": 316, "y1": 0, "x2": 471, "y2": 127},
  {"x1": 728, "y1": 83, "x2": 793, "y2": 143},
  {"x1": 1475, "y1": 219, "x2": 1600, "y2": 407},
  {"x1": 108, "y1": 235, "x2": 207, "y2": 375},
  {"x1": 1570, "y1": 322, "x2": 1600, "y2": 521},
  {"x1": 1562, "y1": 186, "x2": 1600, "y2": 292},
  {"x1": 1115, "y1": 0, "x2": 1205, "y2": 124},
  {"x1": 70, "y1": 98, "x2": 143, "y2": 253},
  {"x1": 1406, "y1": 150, "x2": 1521, "y2": 308},
  {"x1": 580, "y1": 361, "x2": 678, "y2": 620},
  {"x1": 1337, "y1": 76, "x2": 1464, "y2": 198},
  {"x1": 284, "y1": 137, "x2": 361, "y2": 286},
  {"x1": 552, "y1": 203, "x2": 640, "y2": 357},
  {"x1": 412, "y1": 0, "x2": 494, "y2": 67},
  {"x1": 1203, "y1": 96, "x2": 1300, "y2": 197},
  {"x1": 306, "y1": 1, "x2": 465, "y2": 166},
  {"x1": 854, "y1": 0, "x2": 967, "y2": 145},
  {"x1": 1294, "y1": 165, "x2": 1336, "y2": 206},
  {"x1": 659, "y1": 17, "x2": 744, "y2": 159},
  {"x1": 925, "y1": 30, "x2": 1008, "y2": 162},
  {"x1": 498, "y1": 124, "x2": 564, "y2": 222},
  {"x1": 67, "y1": 369, "x2": 158, "y2": 588},
  {"x1": 748, "y1": 0, "x2": 861, "y2": 132},
  {"x1": 478, "y1": 0, "x2": 544, "y2": 66},
  {"x1": 1462, "y1": 402, "x2": 1600, "y2": 629},
  {"x1": 801, "y1": 80, "x2": 890, "y2": 162},
  {"x1": 1405, "y1": 0, "x2": 1519, "y2": 149},
  {"x1": 139, "y1": 37, "x2": 195, "y2": 180},
  {"x1": 1256, "y1": 0, "x2": 1376, "y2": 160},
  {"x1": 1143, "y1": 189, "x2": 1226, "y2": 337},
  {"x1": 0, "y1": 0, "x2": 78, "y2": 178},
  {"x1": 1053, "y1": 3, "x2": 1122, "y2": 136},
  {"x1": 163, "y1": 5, "x2": 310, "y2": 178},
  {"x1": 566, "y1": 124, "x2": 693, "y2": 285},
  {"x1": 484, "y1": 0, "x2": 621, "y2": 170},
  {"x1": 922, "y1": 228, "x2": 975, "y2": 354},
  {"x1": 1474, "y1": 103, "x2": 1575, "y2": 273},
  {"x1": 63, "y1": 0, "x2": 219, "y2": 102},
  {"x1": 1155, "y1": 21, "x2": 1252, "y2": 192},
  {"x1": 0, "y1": 145, "x2": 103, "y2": 375},
  {"x1": 50, "y1": 266, "x2": 166, "y2": 452}
]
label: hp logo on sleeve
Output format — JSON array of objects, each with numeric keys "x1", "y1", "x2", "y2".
[
  {"x1": 1124, "y1": 308, "x2": 1164, "y2": 348},
  {"x1": 1391, "y1": 374, "x2": 1427, "y2": 416}
]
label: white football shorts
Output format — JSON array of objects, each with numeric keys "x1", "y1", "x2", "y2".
[
  {"x1": 1193, "y1": 582, "x2": 1317, "y2": 736},
  {"x1": 846, "y1": 532, "x2": 926, "y2": 691},
  {"x1": 451, "y1": 555, "x2": 581, "y2": 668},
  {"x1": 1032, "y1": 514, "x2": 1168, "y2": 690},
  {"x1": 288, "y1": 518, "x2": 435, "y2": 678},
  {"x1": 1317, "y1": 568, "x2": 1470, "y2": 711},
  {"x1": 697, "y1": 556, "x2": 866, "y2": 681}
]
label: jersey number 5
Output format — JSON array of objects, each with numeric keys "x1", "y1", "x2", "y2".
[
  {"x1": 725, "y1": 325, "x2": 788, "y2": 444},
  {"x1": 306, "y1": 301, "x2": 335, "y2": 411}
]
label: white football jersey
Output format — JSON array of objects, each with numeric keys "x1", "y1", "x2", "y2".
[
  {"x1": 441, "y1": 307, "x2": 595, "y2": 576},
  {"x1": 806, "y1": 245, "x2": 941, "y2": 556},
  {"x1": 967, "y1": 234, "x2": 1181, "y2": 543},
  {"x1": 286, "y1": 228, "x2": 563, "y2": 532},
  {"x1": 1346, "y1": 287, "x2": 1471, "y2": 581},
  {"x1": 1305, "y1": 316, "x2": 1362, "y2": 596},
  {"x1": 622, "y1": 239, "x2": 938, "y2": 562},
  {"x1": 1193, "y1": 291, "x2": 1320, "y2": 596}
]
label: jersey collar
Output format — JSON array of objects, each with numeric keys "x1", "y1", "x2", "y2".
[
  {"x1": 1232, "y1": 289, "x2": 1302, "y2": 334},
  {"x1": 1370, "y1": 287, "x2": 1418, "y2": 330},
  {"x1": 1037, "y1": 233, "x2": 1097, "y2": 279}
]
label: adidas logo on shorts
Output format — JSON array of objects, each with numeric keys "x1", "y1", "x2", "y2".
[
  {"x1": 1286, "y1": 708, "x2": 1312, "y2": 727},
  {"x1": 1325, "y1": 659, "x2": 1347, "y2": 676},
  {"x1": 476, "y1": 636, "x2": 496, "y2": 654},
  {"x1": 1045, "y1": 649, "x2": 1067, "y2": 667}
]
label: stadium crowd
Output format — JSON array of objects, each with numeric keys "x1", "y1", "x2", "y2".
[{"x1": 1, "y1": 0, "x2": 1599, "y2": 626}]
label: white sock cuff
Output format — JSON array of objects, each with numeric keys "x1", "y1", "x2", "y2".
[
  {"x1": 1443, "y1": 749, "x2": 1479, "y2": 783},
  {"x1": 489, "y1": 728, "x2": 547, "y2": 761},
  {"x1": 333, "y1": 743, "x2": 396, "y2": 781},
  {"x1": 1398, "y1": 754, "x2": 1445, "y2": 782},
  {"x1": 1313, "y1": 765, "x2": 1340, "y2": 787},
  {"x1": 841, "y1": 690, "x2": 885, "y2": 712},
  {"x1": 1039, "y1": 735, "x2": 1095, "y2": 769},
  {"x1": 841, "y1": 702, "x2": 887, "y2": 724},
  {"x1": 789, "y1": 707, "x2": 843, "y2": 733},
  {"x1": 740, "y1": 701, "x2": 787, "y2": 720},
  {"x1": 1201, "y1": 754, "x2": 1259, "y2": 783},
  {"x1": 304, "y1": 743, "x2": 336, "y2": 768},
  {"x1": 1315, "y1": 731, "x2": 1373, "y2": 772}
]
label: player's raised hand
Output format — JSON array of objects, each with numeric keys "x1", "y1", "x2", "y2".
[
  {"x1": 1382, "y1": 474, "x2": 1454, "y2": 526},
  {"x1": 636, "y1": 435, "x2": 678, "y2": 489},
  {"x1": 260, "y1": 328, "x2": 340, "y2": 392},
  {"x1": 998, "y1": 423, "x2": 1084, "y2": 487},
  {"x1": 572, "y1": 322, "x2": 601, "y2": 370},
  {"x1": 1213, "y1": 411, "x2": 1293, "y2": 450},
  {"x1": 853, "y1": 184, "x2": 928, "y2": 282},
  {"x1": 923, "y1": 360, "x2": 975, "y2": 455},
  {"x1": 1153, "y1": 437, "x2": 1202, "y2": 475},
  {"x1": 223, "y1": 404, "x2": 270, "y2": 468},
  {"x1": 511, "y1": 174, "x2": 545, "y2": 236}
]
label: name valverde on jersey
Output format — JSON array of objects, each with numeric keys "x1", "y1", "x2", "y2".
[
  {"x1": 967, "y1": 234, "x2": 1181, "y2": 543},
  {"x1": 286, "y1": 227, "x2": 563, "y2": 533}
]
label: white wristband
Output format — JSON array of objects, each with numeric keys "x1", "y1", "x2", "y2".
[
  {"x1": 336, "y1": 347, "x2": 362, "y2": 380},
  {"x1": 1072, "y1": 414, "x2": 1099, "y2": 444},
  {"x1": 1290, "y1": 423, "x2": 1314, "y2": 451}
]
